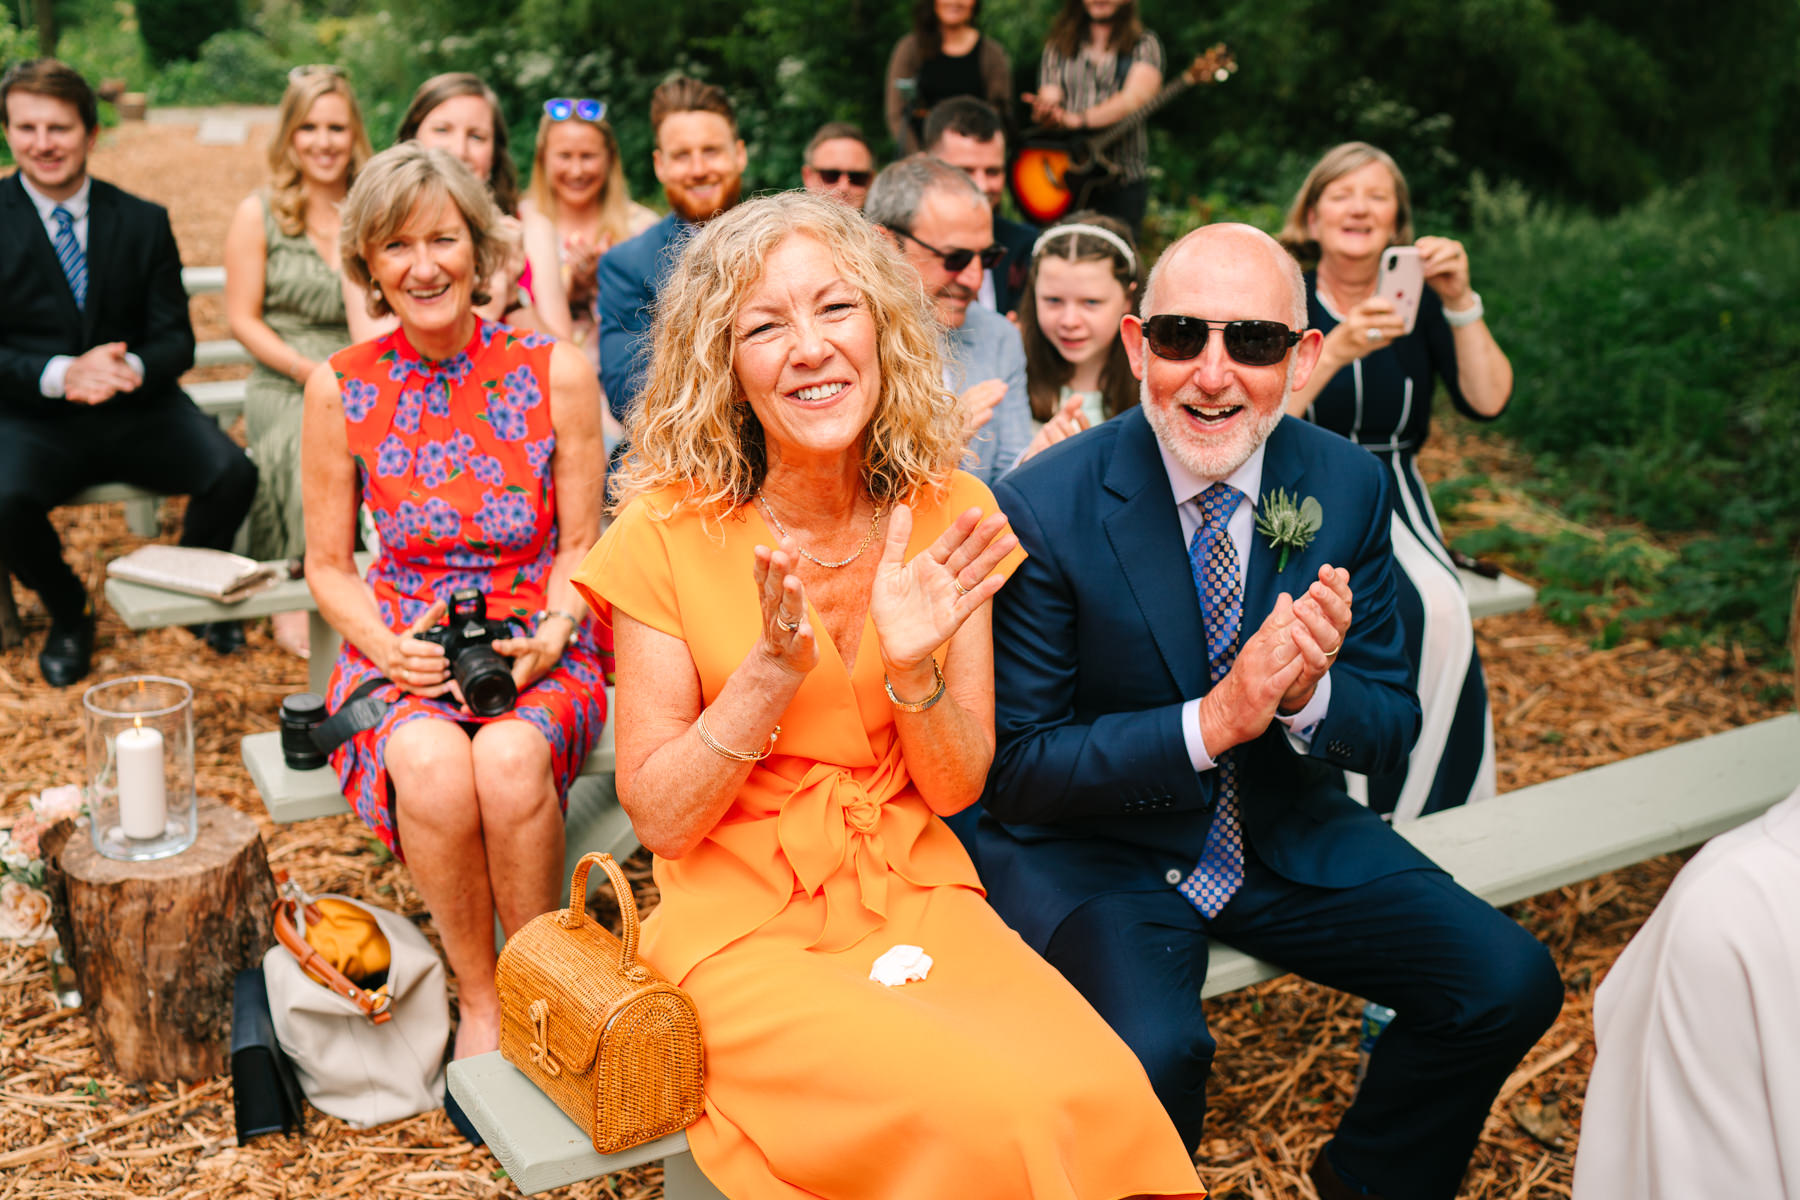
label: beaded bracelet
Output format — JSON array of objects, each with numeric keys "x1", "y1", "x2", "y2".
[
  {"x1": 884, "y1": 658, "x2": 946, "y2": 712},
  {"x1": 696, "y1": 710, "x2": 779, "y2": 762}
]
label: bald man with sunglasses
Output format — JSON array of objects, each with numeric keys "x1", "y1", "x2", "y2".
[{"x1": 975, "y1": 223, "x2": 1561, "y2": 1200}]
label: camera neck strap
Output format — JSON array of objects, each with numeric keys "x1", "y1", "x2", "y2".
[{"x1": 308, "y1": 677, "x2": 395, "y2": 757}]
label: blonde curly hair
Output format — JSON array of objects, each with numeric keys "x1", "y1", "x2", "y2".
[{"x1": 612, "y1": 191, "x2": 965, "y2": 515}]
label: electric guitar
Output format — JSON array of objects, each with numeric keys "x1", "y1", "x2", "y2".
[{"x1": 1010, "y1": 44, "x2": 1237, "y2": 225}]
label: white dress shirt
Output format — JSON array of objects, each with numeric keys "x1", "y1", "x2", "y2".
[
  {"x1": 1155, "y1": 434, "x2": 1332, "y2": 772},
  {"x1": 18, "y1": 173, "x2": 147, "y2": 398}
]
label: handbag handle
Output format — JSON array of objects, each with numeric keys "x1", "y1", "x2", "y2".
[
  {"x1": 559, "y1": 852, "x2": 649, "y2": 981},
  {"x1": 271, "y1": 897, "x2": 394, "y2": 1025}
]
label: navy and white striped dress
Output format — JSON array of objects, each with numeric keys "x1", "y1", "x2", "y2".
[{"x1": 1303, "y1": 274, "x2": 1497, "y2": 820}]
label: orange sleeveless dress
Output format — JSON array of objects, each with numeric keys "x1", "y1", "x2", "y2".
[{"x1": 572, "y1": 473, "x2": 1205, "y2": 1200}]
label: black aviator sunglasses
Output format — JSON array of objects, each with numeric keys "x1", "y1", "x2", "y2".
[
  {"x1": 1141, "y1": 315, "x2": 1302, "y2": 367},
  {"x1": 811, "y1": 167, "x2": 874, "y2": 188},
  {"x1": 885, "y1": 226, "x2": 1006, "y2": 274}
]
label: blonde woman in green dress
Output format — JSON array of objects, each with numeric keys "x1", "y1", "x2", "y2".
[{"x1": 225, "y1": 66, "x2": 373, "y2": 656}]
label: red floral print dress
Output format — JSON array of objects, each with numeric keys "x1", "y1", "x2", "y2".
[{"x1": 323, "y1": 319, "x2": 608, "y2": 858}]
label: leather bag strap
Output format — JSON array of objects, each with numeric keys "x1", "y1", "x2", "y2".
[
  {"x1": 271, "y1": 896, "x2": 395, "y2": 1024},
  {"x1": 559, "y1": 852, "x2": 652, "y2": 983}
]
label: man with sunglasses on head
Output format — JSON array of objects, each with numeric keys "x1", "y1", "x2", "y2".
[
  {"x1": 598, "y1": 75, "x2": 747, "y2": 423},
  {"x1": 975, "y1": 223, "x2": 1561, "y2": 1200},
  {"x1": 864, "y1": 154, "x2": 1032, "y2": 487},
  {"x1": 922, "y1": 97, "x2": 1036, "y2": 316},
  {"x1": 799, "y1": 122, "x2": 876, "y2": 211}
]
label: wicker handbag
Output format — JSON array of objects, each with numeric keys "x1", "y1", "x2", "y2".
[{"x1": 495, "y1": 852, "x2": 705, "y2": 1153}]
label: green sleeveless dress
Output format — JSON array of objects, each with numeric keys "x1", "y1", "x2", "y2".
[{"x1": 243, "y1": 193, "x2": 351, "y2": 560}]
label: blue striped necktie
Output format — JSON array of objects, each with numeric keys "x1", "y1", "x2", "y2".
[
  {"x1": 1179, "y1": 482, "x2": 1246, "y2": 918},
  {"x1": 51, "y1": 206, "x2": 87, "y2": 310}
]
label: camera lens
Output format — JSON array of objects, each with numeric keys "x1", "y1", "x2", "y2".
[
  {"x1": 279, "y1": 692, "x2": 330, "y2": 770},
  {"x1": 451, "y1": 645, "x2": 518, "y2": 717}
]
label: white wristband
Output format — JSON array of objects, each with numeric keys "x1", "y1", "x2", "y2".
[{"x1": 1443, "y1": 291, "x2": 1484, "y2": 327}]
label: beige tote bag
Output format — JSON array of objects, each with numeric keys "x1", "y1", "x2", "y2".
[{"x1": 263, "y1": 895, "x2": 449, "y2": 1127}]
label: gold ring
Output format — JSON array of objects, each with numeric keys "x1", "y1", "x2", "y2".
[
  {"x1": 952, "y1": 579, "x2": 971, "y2": 597},
  {"x1": 1323, "y1": 645, "x2": 1341, "y2": 659},
  {"x1": 776, "y1": 614, "x2": 799, "y2": 633}
]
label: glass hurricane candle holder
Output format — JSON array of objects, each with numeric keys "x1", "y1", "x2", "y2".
[{"x1": 83, "y1": 675, "x2": 197, "y2": 861}]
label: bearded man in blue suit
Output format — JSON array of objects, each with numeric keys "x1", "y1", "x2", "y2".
[{"x1": 977, "y1": 223, "x2": 1561, "y2": 1200}]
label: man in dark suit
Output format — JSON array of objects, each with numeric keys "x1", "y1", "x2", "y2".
[
  {"x1": 978, "y1": 223, "x2": 1561, "y2": 1200},
  {"x1": 1, "y1": 60, "x2": 257, "y2": 684},
  {"x1": 922, "y1": 97, "x2": 1035, "y2": 317},
  {"x1": 597, "y1": 76, "x2": 747, "y2": 423}
]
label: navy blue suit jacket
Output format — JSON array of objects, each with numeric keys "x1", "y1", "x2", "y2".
[
  {"x1": 977, "y1": 407, "x2": 1432, "y2": 952},
  {"x1": 597, "y1": 211, "x2": 692, "y2": 422}
]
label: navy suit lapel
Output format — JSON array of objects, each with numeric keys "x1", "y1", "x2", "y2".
[
  {"x1": 1101, "y1": 410, "x2": 1211, "y2": 700},
  {"x1": 3, "y1": 175, "x2": 83, "y2": 330},
  {"x1": 80, "y1": 182, "x2": 116, "y2": 343},
  {"x1": 1243, "y1": 417, "x2": 1318, "y2": 625}
]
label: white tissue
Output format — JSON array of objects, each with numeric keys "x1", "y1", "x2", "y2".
[{"x1": 868, "y1": 944, "x2": 933, "y2": 987}]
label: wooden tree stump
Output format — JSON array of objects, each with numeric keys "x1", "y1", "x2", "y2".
[{"x1": 56, "y1": 798, "x2": 277, "y2": 1083}]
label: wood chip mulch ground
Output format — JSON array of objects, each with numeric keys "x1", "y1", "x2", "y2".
[{"x1": 2, "y1": 119, "x2": 1792, "y2": 1198}]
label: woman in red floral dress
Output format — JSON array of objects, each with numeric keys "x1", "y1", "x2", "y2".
[{"x1": 301, "y1": 144, "x2": 607, "y2": 1069}]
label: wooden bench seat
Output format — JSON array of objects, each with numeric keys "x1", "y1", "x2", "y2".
[{"x1": 447, "y1": 711, "x2": 1799, "y2": 1196}]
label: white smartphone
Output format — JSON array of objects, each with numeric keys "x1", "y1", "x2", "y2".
[{"x1": 1376, "y1": 246, "x2": 1424, "y2": 335}]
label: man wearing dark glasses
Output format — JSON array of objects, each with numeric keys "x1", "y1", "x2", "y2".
[
  {"x1": 922, "y1": 97, "x2": 1037, "y2": 316},
  {"x1": 799, "y1": 121, "x2": 876, "y2": 211},
  {"x1": 865, "y1": 155, "x2": 1032, "y2": 487},
  {"x1": 976, "y1": 224, "x2": 1561, "y2": 1200}
]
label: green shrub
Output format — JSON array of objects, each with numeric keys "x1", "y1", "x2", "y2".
[
  {"x1": 1469, "y1": 181, "x2": 1800, "y2": 654},
  {"x1": 149, "y1": 29, "x2": 286, "y2": 104},
  {"x1": 137, "y1": 0, "x2": 241, "y2": 64}
]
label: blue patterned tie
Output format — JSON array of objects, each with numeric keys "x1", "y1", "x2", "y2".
[
  {"x1": 51, "y1": 206, "x2": 87, "y2": 310},
  {"x1": 1179, "y1": 483, "x2": 1246, "y2": 918}
]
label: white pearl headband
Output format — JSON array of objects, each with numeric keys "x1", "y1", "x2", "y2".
[{"x1": 1031, "y1": 223, "x2": 1137, "y2": 273}]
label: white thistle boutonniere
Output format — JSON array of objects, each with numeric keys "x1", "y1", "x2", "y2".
[{"x1": 1256, "y1": 489, "x2": 1323, "y2": 571}]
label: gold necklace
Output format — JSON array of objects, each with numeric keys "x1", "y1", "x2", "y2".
[{"x1": 755, "y1": 494, "x2": 883, "y2": 569}]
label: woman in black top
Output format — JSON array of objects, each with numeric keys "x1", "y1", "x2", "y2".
[
  {"x1": 885, "y1": 0, "x2": 1012, "y2": 154},
  {"x1": 1279, "y1": 141, "x2": 1514, "y2": 822}
]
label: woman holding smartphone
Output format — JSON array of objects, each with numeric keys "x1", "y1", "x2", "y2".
[{"x1": 1277, "y1": 141, "x2": 1512, "y2": 822}]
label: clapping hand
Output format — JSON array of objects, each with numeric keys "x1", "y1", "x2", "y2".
[
  {"x1": 1019, "y1": 392, "x2": 1090, "y2": 464},
  {"x1": 870, "y1": 505, "x2": 1017, "y2": 674},
  {"x1": 64, "y1": 342, "x2": 142, "y2": 405},
  {"x1": 958, "y1": 378, "x2": 1007, "y2": 444},
  {"x1": 1278, "y1": 565, "x2": 1352, "y2": 713},
  {"x1": 752, "y1": 537, "x2": 820, "y2": 677}
]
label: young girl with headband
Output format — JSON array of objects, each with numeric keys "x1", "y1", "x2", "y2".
[{"x1": 1016, "y1": 212, "x2": 1141, "y2": 461}]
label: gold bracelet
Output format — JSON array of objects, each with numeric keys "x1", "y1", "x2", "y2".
[
  {"x1": 884, "y1": 658, "x2": 946, "y2": 712},
  {"x1": 695, "y1": 710, "x2": 778, "y2": 762}
]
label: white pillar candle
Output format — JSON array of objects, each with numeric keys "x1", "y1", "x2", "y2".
[{"x1": 116, "y1": 723, "x2": 167, "y2": 840}]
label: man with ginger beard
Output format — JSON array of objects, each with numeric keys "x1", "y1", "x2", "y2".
[{"x1": 597, "y1": 76, "x2": 747, "y2": 422}]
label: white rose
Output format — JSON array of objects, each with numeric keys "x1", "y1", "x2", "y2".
[
  {"x1": 0, "y1": 880, "x2": 53, "y2": 944},
  {"x1": 31, "y1": 784, "x2": 85, "y2": 824},
  {"x1": 868, "y1": 944, "x2": 933, "y2": 987}
]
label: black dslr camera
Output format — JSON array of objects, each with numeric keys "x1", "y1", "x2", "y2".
[{"x1": 417, "y1": 588, "x2": 522, "y2": 717}]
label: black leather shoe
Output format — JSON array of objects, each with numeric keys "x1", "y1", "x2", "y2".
[
  {"x1": 38, "y1": 613, "x2": 95, "y2": 687},
  {"x1": 1309, "y1": 1149, "x2": 1386, "y2": 1200},
  {"x1": 188, "y1": 621, "x2": 246, "y2": 654}
]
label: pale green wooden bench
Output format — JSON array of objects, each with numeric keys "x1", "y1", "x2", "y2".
[{"x1": 447, "y1": 711, "x2": 1798, "y2": 1197}]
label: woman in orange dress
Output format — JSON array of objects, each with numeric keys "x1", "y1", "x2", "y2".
[{"x1": 572, "y1": 192, "x2": 1203, "y2": 1200}]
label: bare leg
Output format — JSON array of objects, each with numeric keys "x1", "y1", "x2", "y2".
[
  {"x1": 387, "y1": 717, "x2": 497, "y2": 1061},
  {"x1": 470, "y1": 720, "x2": 564, "y2": 938}
]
